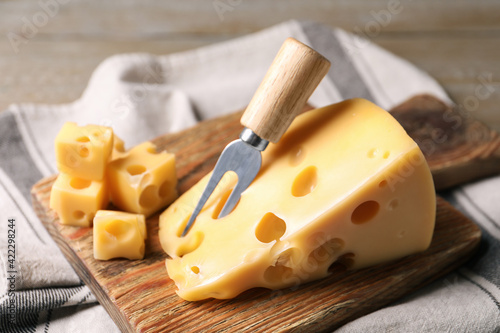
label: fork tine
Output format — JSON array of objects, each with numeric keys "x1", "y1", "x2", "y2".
[
  {"x1": 218, "y1": 161, "x2": 261, "y2": 218},
  {"x1": 217, "y1": 181, "x2": 244, "y2": 219},
  {"x1": 181, "y1": 166, "x2": 225, "y2": 237},
  {"x1": 182, "y1": 140, "x2": 261, "y2": 236}
]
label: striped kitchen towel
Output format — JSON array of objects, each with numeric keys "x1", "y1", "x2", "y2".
[{"x1": 0, "y1": 20, "x2": 498, "y2": 332}]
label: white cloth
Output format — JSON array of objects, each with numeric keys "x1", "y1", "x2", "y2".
[{"x1": 0, "y1": 20, "x2": 498, "y2": 332}]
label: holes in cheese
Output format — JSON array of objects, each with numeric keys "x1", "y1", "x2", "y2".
[
  {"x1": 114, "y1": 137, "x2": 125, "y2": 152},
  {"x1": 76, "y1": 136, "x2": 90, "y2": 143},
  {"x1": 275, "y1": 247, "x2": 300, "y2": 266},
  {"x1": 111, "y1": 135, "x2": 127, "y2": 161},
  {"x1": 367, "y1": 148, "x2": 378, "y2": 158},
  {"x1": 73, "y1": 210, "x2": 85, "y2": 220},
  {"x1": 335, "y1": 253, "x2": 355, "y2": 269},
  {"x1": 127, "y1": 165, "x2": 146, "y2": 176},
  {"x1": 255, "y1": 213, "x2": 286, "y2": 243},
  {"x1": 328, "y1": 252, "x2": 357, "y2": 273},
  {"x1": 289, "y1": 145, "x2": 306, "y2": 166},
  {"x1": 367, "y1": 148, "x2": 391, "y2": 160},
  {"x1": 139, "y1": 185, "x2": 159, "y2": 208},
  {"x1": 388, "y1": 199, "x2": 400, "y2": 211},
  {"x1": 263, "y1": 264, "x2": 293, "y2": 284},
  {"x1": 159, "y1": 180, "x2": 173, "y2": 198},
  {"x1": 291, "y1": 166, "x2": 318, "y2": 197},
  {"x1": 104, "y1": 219, "x2": 134, "y2": 241},
  {"x1": 79, "y1": 146, "x2": 90, "y2": 158},
  {"x1": 55, "y1": 122, "x2": 113, "y2": 180},
  {"x1": 69, "y1": 177, "x2": 91, "y2": 190},
  {"x1": 146, "y1": 146, "x2": 158, "y2": 154},
  {"x1": 351, "y1": 200, "x2": 380, "y2": 224},
  {"x1": 159, "y1": 98, "x2": 436, "y2": 301},
  {"x1": 93, "y1": 210, "x2": 147, "y2": 260},
  {"x1": 107, "y1": 141, "x2": 178, "y2": 217},
  {"x1": 50, "y1": 173, "x2": 108, "y2": 227},
  {"x1": 175, "y1": 231, "x2": 204, "y2": 257},
  {"x1": 51, "y1": 122, "x2": 178, "y2": 231},
  {"x1": 308, "y1": 238, "x2": 344, "y2": 266}
]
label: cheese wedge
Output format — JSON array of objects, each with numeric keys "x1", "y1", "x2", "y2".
[{"x1": 159, "y1": 98, "x2": 436, "y2": 301}]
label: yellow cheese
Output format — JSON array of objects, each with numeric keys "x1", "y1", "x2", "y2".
[
  {"x1": 107, "y1": 141, "x2": 178, "y2": 217},
  {"x1": 55, "y1": 122, "x2": 113, "y2": 180},
  {"x1": 159, "y1": 98, "x2": 436, "y2": 301},
  {"x1": 93, "y1": 210, "x2": 147, "y2": 260},
  {"x1": 49, "y1": 173, "x2": 108, "y2": 227},
  {"x1": 111, "y1": 134, "x2": 127, "y2": 161}
]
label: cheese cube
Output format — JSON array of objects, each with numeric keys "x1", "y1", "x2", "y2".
[
  {"x1": 55, "y1": 122, "x2": 113, "y2": 180},
  {"x1": 111, "y1": 134, "x2": 127, "y2": 161},
  {"x1": 107, "y1": 141, "x2": 178, "y2": 217},
  {"x1": 93, "y1": 210, "x2": 147, "y2": 260},
  {"x1": 159, "y1": 98, "x2": 436, "y2": 301},
  {"x1": 49, "y1": 173, "x2": 109, "y2": 227}
]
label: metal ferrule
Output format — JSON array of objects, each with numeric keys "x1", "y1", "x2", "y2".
[{"x1": 240, "y1": 127, "x2": 269, "y2": 151}]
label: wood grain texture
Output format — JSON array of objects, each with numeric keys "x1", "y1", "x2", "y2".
[
  {"x1": 2, "y1": 0, "x2": 499, "y2": 37},
  {"x1": 31, "y1": 100, "x2": 482, "y2": 333},
  {"x1": 391, "y1": 95, "x2": 500, "y2": 189},
  {"x1": 2, "y1": 37, "x2": 498, "y2": 132},
  {"x1": 241, "y1": 38, "x2": 330, "y2": 142},
  {"x1": 1, "y1": 1, "x2": 499, "y2": 133}
]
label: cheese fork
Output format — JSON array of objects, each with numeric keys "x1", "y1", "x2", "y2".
[{"x1": 181, "y1": 37, "x2": 330, "y2": 237}]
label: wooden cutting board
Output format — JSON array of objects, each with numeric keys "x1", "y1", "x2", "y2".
[{"x1": 31, "y1": 95, "x2": 490, "y2": 332}]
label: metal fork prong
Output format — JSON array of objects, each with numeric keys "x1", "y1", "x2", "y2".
[
  {"x1": 181, "y1": 139, "x2": 262, "y2": 236},
  {"x1": 218, "y1": 164, "x2": 260, "y2": 218},
  {"x1": 181, "y1": 169, "x2": 224, "y2": 237},
  {"x1": 217, "y1": 180, "x2": 244, "y2": 219}
]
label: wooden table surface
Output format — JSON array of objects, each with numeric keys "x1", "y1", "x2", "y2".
[{"x1": 0, "y1": 1, "x2": 498, "y2": 127}]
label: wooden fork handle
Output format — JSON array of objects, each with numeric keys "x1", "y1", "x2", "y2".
[{"x1": 241, "y1": 37, "x2": 331, "y2": 143}]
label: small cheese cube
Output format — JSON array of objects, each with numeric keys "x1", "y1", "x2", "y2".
[
  {"x1": 107, "y1": 141, "x2": 178, "y2": 217},
  {"x1": 55, "y1": 122, "x2": 113, "y2": 180},
  {"x1": 49, "y1": 173, "x2": 109, "y2": 227},
  {"x1": 93, "y1": 210, "x2": 147, "y2": 260}
]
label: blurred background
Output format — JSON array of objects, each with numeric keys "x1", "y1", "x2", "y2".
[{"x1": 0, "y1": 0, "x2": 499, "y2": 129}]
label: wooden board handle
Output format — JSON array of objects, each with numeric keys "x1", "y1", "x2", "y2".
[
  {"x1": 390, "y1": 94, "x2": 500, "y2": 190},
  {"x1": 240, "y1": 37, "x2": 331, "y2": 143}
]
